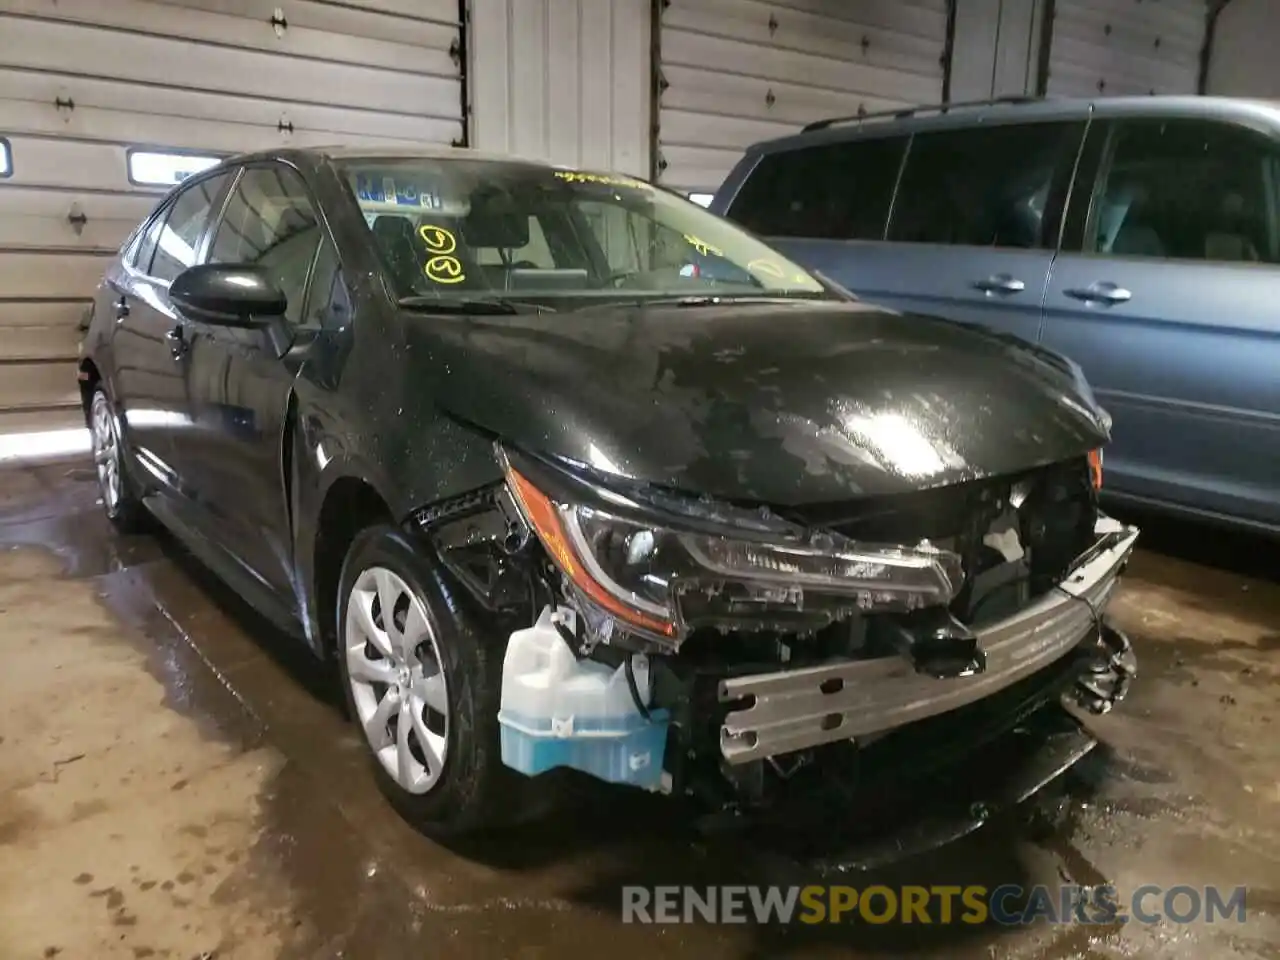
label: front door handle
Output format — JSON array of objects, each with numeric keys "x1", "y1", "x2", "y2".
[
  {"x1": 1065, "y1": 281, "x2": 1132, "y2": 305},
  {"x1": 972, "y1": 274, "x2": 1026, "y2": 295},
  {"x1": 166, "y1": 324, "x2": 187, "y2": 359},
  {"x1": 114, "y1": 295, "x2": 130, "y2": 321}
]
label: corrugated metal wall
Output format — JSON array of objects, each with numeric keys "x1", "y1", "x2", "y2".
[
  {"x1": 1206, "y1": 0, "x2": 1280, "y2": 98},
  {"x1": 1045, "y1": 0, "x2": 1208, "y2": 97},
  {"x1": 467, "y1": 0, "x2": 651, "y2": 177},
  {"x1": 949, "y1": 0, "x2": 1046, "y2": 101},
  {"x1": 0, "y1": 0, "x2": 465, "y2": 434},
  {"x1": 653, "y1": 0, "x2": 951, "y2": 192}
]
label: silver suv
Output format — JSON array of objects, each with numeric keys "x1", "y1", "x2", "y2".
[{"x1": 713, "y1": 95, "x2": 1280, "y2": 536}]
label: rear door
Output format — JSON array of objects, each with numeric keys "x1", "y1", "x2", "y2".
[
  {"x1": 854, "y1": 121, "x2": 1084, "y2": 344},
  {"x1": 110, "y1": 172, "x2": 232, "y2": 491},
  {"x1": 1042, "y1": 116, "x2": 1280, "y2": 529}
]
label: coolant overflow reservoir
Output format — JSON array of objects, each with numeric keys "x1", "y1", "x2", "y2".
[{"x1": 498, "y1": 606, "x2": 669, "y2": 790}]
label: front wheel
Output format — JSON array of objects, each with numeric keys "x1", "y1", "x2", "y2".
[{"x1": 336, "y1": 525, "x2": 510, "y2": 836}]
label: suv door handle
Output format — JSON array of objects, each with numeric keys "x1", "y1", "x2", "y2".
[
  {"x1": 114, "y1": 295, "x2": 130, "y2": 321},
  {"x1": 166, "y1": 324, "x2": 187, "y2": 359},
  {"x1": 1065, "y1": 282, "x2": 1132, "y2": 305},
  {"x1": 972, "y1": 274, "x2": 1026, "y2": 295}
]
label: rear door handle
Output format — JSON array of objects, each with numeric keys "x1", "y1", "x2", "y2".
[
  {"x1": 972, "y1": 274, "x2": 1026, "y2": 295},
  {"x1": 166, "y1": 324, "x2": 187, "y2": 359},
  {"x1": 1065, "y1": 282, "x2": 1132, "y2": 305}
]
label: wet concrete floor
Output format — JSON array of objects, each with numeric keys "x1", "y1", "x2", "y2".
[{"x1": 0, "y1": 458, "x2": 1276, "y2": 959}]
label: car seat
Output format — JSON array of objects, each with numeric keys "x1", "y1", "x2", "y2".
[{"x1": 1203, "y1": 192, "x2": 1261, "y2": 262}]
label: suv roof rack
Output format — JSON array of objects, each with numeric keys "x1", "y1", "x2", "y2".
[{"x1": 800, "y1": 95, "x2": 1044, "y2": 133}]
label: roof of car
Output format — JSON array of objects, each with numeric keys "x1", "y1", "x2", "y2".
[
  {"x1": 217, "y1": 143, "x2": 567, "y2": 171},
  {"x1": 746, "y1": 94, "x2": 1280, "y2": 155}
]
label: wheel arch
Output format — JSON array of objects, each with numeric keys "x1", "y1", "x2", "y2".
[{"x1": 309, "y1": 469, "x2": 396, "y2": 657}]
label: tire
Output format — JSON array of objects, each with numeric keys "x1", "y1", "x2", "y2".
[
  {"x1": 336, "y1": 524, "x2": 511, "y2": 836},
  {"x1": 88, "y1": 385, "x2": 147, "y2": 533}
]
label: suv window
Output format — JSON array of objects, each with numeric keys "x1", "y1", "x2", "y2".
[
  {"x1": 726, "y1": 137, "x2": 906, "y2": 240},
  {"x1": 209, "y1": 165, "x2": 324, "y2": 325},
  {"x1": 888, "y1": 122, "x2": 1084, "y2": 249},
  {"x1": 1090, "y1": 119, "x2": 1279, "y2": 264},
  {"x1": 148, "y1": 173, "x2": 232, "y2": 282}
]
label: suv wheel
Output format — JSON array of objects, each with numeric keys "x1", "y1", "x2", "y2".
[
  {"x1": 336, "y1": 525, "x2": 509, "y2": 835},
  {"x1": 88, "y1": 386, "x2": 146, "y2": 532}
]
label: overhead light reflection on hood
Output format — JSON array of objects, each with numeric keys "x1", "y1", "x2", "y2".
[{"x1": 839, "y1": 409, "x2": 967, "y2": 480}]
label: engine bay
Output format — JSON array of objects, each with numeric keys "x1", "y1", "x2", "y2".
[{"x1": 415, "y1": 448, "x2": 1136, "y2": 817}]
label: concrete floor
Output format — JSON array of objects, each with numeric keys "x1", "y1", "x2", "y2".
[{"x1": 0, "y1": 459, "x2": 1276, "y2": 960}]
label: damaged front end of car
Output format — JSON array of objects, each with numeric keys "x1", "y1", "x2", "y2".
[{"x1": 411, "y1": 441, "x2": 1137, "y2": 854}]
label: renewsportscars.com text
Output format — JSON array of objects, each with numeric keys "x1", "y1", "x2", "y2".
[{"x1": 621, "y1": 884, "x2": 1248, "y2": 926}]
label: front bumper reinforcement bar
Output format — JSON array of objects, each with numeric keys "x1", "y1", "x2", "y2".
[{"x1": 718, "y1": 517, "x2": 1139, "y2": 765}]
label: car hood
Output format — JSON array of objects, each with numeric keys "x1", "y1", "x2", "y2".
[{"x1": 403, "y1": 299, "x2": 1109, "y2": 506}]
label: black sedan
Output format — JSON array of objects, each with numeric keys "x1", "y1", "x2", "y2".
[{"x1": 78, "y1": 147, "x2": 1137, "y2": 854}]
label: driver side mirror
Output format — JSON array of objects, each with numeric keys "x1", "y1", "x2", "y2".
[{"x1": 170, "y1": 264, "x2": 286, "y2": 328}]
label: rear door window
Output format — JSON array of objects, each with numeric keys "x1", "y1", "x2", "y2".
[
  {"x1": 1088, "y1": 118, "x2": 1280, "y2": 264},
  {"x1": 725, "y1": 136, "x2": 906, "y2": 241},
  {"x1": 888, "y1": 122, "x2": 1085, "y2": 249},
  {"x1": 129, "y1": 202, "x2": 170, "y2": 274},
  {"x1": 148, "y1": 173, "x2": 233, "y2": 282}
]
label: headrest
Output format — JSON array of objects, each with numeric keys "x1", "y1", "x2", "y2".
[{"x1": 460, "y1": 197, "x2": 529, "y2": 248}]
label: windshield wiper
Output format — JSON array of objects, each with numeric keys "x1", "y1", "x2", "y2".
[
  {"x1": 662, "y1": 294, "x2": 825, "y2": 308},
  {"x1": 397, "y1": 295, "x2": 554, "y2": 315}
]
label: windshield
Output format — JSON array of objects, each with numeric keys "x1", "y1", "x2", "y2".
[{"x1": 335, "y1": 157, "x2": 830, "y2": 306}]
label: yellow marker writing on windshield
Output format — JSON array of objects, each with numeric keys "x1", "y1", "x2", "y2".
[
  {"x1": 747, "y1": 258, "x2": 785, "y2": 279},
  {"x1": 425, "y1": 255, "x2": 465, "y2": 284},
  {"x1": 418, "y1": 224, "x2": 456, "y2": 254},
  {"x1": 684, "y1": 234, "x2": 723, "y2": 257},
  {"x1": 553, "y1": 170, "x2": 645, "y2": 189}
]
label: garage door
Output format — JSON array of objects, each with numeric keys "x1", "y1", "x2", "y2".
[
  {"x1": 1045, "y1": 0, "x2": 1208, "y2": 97},
  {"x1": 0, "y1": 0, "x2": 465, "y2": 437},
  {"x1": 653, "y1": 0, "x2": 949, "y2": 193}
]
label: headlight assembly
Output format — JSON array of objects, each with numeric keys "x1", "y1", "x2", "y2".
[{"x1": 501, "y1": 450, "x2": 964, "y2": 646}]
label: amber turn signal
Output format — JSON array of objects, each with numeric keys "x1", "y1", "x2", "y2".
[{"x1": 1088, "y1": 448, "x2": 1104, "y2": 491}]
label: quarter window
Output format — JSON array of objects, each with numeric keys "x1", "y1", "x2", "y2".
[
  {"x1": 1090, "y1": 119, "x2": 1280, "y2": 264},
  {"x1": 726, "y1": 137, "x2": 906, "y2": 240},
  {"x1": 209, "y1": 166, "x2": 324, "y2": 325},
  {"x1": 888, "y1": 122, "x2": 1084, "y2": 249},
  {"x1": 148, "y1": 173, "x2": 233, "y2": 283}
]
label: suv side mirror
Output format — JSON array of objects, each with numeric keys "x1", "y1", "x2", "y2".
[{"x1": 170, "y1": 264, "x2": 286, "y2": 327}]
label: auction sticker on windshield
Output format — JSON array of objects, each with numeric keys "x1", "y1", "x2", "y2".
[{"x1": 353, "y1": 173, "x2": 444, "y2": 210}]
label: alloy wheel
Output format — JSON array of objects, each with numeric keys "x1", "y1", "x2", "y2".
[
  {"x1": 90, "y1": 391, "x2": 122, "y2": 515},
  {"x1": 345, "y1": 566, "x2": 450, "y2": 795}
]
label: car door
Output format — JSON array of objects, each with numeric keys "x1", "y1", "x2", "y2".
[
  {"x1": 1041, "y1": 116, "x2": 1280, "y2": 529},
  {"x1": 860, "y1": 120, "x2": 1085, "y2": 344},
  {"x1": 108, "y1": 172, "x2": 232, "y2": 491},
  {"x1": 172, "y1": 162, "x2": 335, "y2": 600},
  {"x1": 727, "y1": 121, "x2": 1084, "y2": 345}
]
